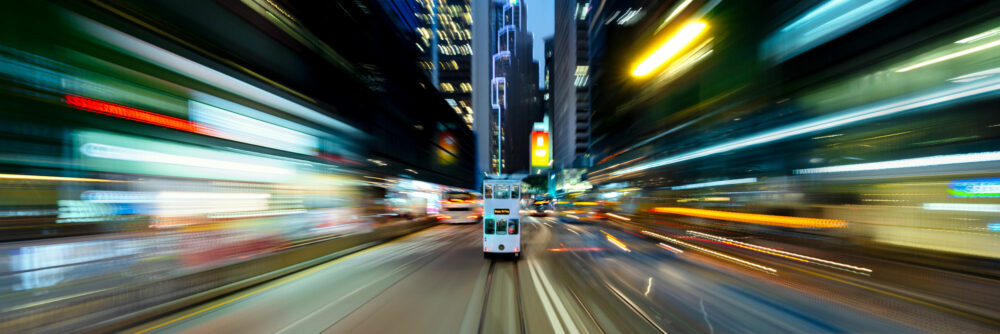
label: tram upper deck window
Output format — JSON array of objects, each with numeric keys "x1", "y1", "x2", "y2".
[
  {"x1": 497, "y1": 185, "x2": 509, "y2": 199},
  {"x1": 484, "y1": 218, "x2": 495, "y2": 234},
  {"x1": 511, "y1": 185, "x2": 519, "y2": 199},
  {"x1": 484, "y1": 185, "x2": 493, "y2": 199}
]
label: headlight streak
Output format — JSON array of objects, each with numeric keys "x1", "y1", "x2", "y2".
[
  {"x1": 601, "y1": 230, "x2": 631, "y2": 252},
  {"x1": 687, "y1": 231, "x2": 873, "y2": 275},
  {"x1": 642, "y1": 230, "x2": 777, "y2": 274},
  {"x1": 605, "y1": 212, "x2": 631, "y2": 221},
  {"x1": 611, "y1": 78, "x2": 1000, "y2": 176},
  {"x1": 657, "y1": 243, "x2": 684, "y2": 254}
]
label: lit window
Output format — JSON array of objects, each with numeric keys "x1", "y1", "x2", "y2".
[{"x1": 440, "y1": 82, "x2": 455, "y2": 92}]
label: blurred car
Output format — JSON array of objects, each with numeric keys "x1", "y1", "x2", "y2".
[
  {"x1": 529, "y1": 199, "x2": 553, "y2": 217},
  {"x1": 438, "y1": 191, "x2": 480, "y2": 223}
]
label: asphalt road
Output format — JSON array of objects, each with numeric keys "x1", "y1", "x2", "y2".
[{"x1": 129, "y1": 214, "x2": 997, "y2": 333}]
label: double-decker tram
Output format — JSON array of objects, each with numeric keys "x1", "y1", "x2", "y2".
[{"x1": 482, "y1": 179, "x2": 521, "y2": 259}]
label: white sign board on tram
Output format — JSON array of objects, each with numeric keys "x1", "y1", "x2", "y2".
[{"x1": 482, "y1": 179, "x2": 521, "y2": 258}]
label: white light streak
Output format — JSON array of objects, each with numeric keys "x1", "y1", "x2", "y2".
[
  {"x1": 658, "y1": 0, "x2": 693, "y2": 31},
  {"x1": 657, "y1": 243, "x2": 684, "y2": 254},
  {"x1": 642, "y1": 231, "x2": 777, "y2": 274},
  {"x1": 948, "y1": 67, "x2": 1000, "y2": 83},
  {"x1": 795, "y1": 151, "x2": 1000, "y2": 174},
  {"x1": 923, "y1": 203, "x2": 1000, "y2": 213},
  {"x1": 897, "y1": 39, "x2": 1000, "y2": 72},
  {"x1": 605, "y1": 212, "x2": 631, "y2": 221},
  {"x1": 671, "y1": 177, "x2": 757, "y2": 190},
  {"x1": 81, "y1": 143, "x2": 293, "y2": 176},
  {"x1": 687, "y1": 231, "x2": 872, "y2": 274},
  {"x1": 612, "y1": 77, "x2": 1000, "y2": 176},
  {"x1": 955, "y1": 28, "x2": 1000, "y2": 44}
]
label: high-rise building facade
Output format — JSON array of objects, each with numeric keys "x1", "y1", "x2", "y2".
[
  {"x1": 384, "y1": 0, "x2": 474, "y2": 128},
  {"x1": 491, "y1": 0, "x2": 537, "y2": 175},
  {"x1": 553, "y1": 0, "x2": 592, "y2": 169}
]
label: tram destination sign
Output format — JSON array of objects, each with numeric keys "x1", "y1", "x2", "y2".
[{"x1": 494, "y1": 208, "x2": 510, "y2": 215}]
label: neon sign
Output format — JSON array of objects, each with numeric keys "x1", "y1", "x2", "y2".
[{"x1": 948, "y1": 178, "x2": 1000, "y2": 198}]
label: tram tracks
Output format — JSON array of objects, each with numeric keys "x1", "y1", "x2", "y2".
[{"x1": 477, "y1": 259, "x2": 526, "y2": 334}]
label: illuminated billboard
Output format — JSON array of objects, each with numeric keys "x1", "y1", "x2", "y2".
[{"x1": 531, "y1": 131, "x2": 550, "y2": 167}]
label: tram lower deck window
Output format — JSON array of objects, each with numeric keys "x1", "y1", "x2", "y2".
[
  {"x1": 495, "y1": 219, "x2": 507, "y2": 235},
  {"x1": 484, "y1": 218, "x2": 495, "y2": 234},
  {"x1": 508, "y1": 219, "x2": 518, "y2": 235}
]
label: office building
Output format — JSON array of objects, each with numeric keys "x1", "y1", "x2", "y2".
[{"x1": 553, "y1": 0, "x2": 592, "y2": 169}]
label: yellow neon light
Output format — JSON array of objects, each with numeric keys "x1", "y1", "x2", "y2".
[
  {"x1": 632, "y1": 21, "x2": 708, "y2": 77},
  {"x1": 650, "y1": 207, "x2": 846, "y2": 228}
]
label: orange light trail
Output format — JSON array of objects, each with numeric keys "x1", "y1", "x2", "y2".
[
  {"x1": 601, "y1": 230, "x2": 631, "y2": 252},
  {"x1": 547, "y1": 247, "x2": 605, "y2": 252},
  {"x1": 650, "y1": 207, "x2": 846, "y2": 228}
]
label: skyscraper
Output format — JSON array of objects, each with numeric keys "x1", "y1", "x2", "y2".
[
  {"x1": 553, "y1": 0, "x2": 591, "y2": 169},
  {"x1": 490, "y1": 0, "x2": 537, "y2": 175},
  {"x1": 382, "y1": 0, "x2": 474, "y2": 128}
]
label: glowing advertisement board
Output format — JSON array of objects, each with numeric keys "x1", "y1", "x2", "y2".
[{"x1": 531, "y1": 131, "x2": 550, "y2": 167}]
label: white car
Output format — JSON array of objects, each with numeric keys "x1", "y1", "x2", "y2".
[{"x1": 438, "y1": 192, "x2": 480, "y2": 224}]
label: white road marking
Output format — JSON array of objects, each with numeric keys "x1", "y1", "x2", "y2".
[
  {"x1": 529, "y1": 258, "x2": 580, "y2": 334},
  {"x1": 526, "y1": 259, "x2": 566, "y2": 334},
  {"x1": 644, "y1": 277, "x2": 653, "y2": 296}
]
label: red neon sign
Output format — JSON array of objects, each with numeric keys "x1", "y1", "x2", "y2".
[{"x1": 65, "y1": 95, "x2": 215, "y2": 135}]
